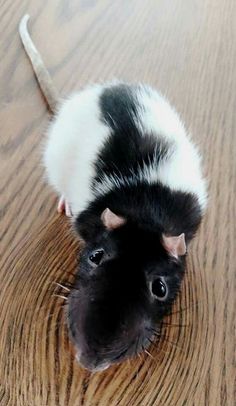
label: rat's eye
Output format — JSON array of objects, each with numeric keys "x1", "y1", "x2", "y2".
[
  {"x1": 89, "y1": 249, "x2": 104, "y2": 266},
  {"x1": 151, "y1": 278, "x2": 168, "y2": 301}
]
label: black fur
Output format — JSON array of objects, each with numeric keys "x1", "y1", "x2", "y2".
[
  {"x1": 95, "y1": 83, "x2": 170, "y2": 182},
  {"x1": 68, "y1": 83, "x2": 203, "y2": 371}
]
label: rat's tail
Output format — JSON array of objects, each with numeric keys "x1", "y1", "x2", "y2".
[{"x1": 19, "y1": 15, "x2": 59, "y2": 114}]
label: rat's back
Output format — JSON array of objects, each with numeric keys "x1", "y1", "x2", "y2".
[{"x1": 43, "y1": 82, "x2": 206, "y2": 215}]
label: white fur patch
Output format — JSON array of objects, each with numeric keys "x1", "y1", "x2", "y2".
[{"x1": 43, "y1": 84, "x2": 111, "y2": 215}]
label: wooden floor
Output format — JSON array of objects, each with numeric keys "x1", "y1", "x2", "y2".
[{"x1": 0, "y1": 1, "x2": 235, "y2": 405}]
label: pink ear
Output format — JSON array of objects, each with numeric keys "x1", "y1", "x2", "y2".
[
  {"x1": 162, "y1": 233, "x2": 186, "y2": 258},
  {"x1": 101, "y1": 208, "x2": 126, "y2": 230}
]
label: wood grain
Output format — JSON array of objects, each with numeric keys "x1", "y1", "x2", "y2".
[{"x1": 0, "y1": 0, "x2": 235, "y2": 405}]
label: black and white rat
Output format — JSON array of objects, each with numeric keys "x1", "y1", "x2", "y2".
[{"x1": 19, "y1": 15, "x2": 207, "y2": 372}]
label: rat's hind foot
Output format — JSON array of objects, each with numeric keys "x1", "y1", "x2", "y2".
[{"x1": 57, "y1": 195, "x2": 72, "y2": 217}]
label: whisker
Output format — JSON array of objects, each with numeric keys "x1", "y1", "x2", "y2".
[
  {"x1": 144, "y1": 348, "x2": 154, "y2": 360},
  {"x1": 112, "y1": 347, "x2": 129, "y2": 362},
  {"x1": 147, "y1": 337, "x2": 154, "y2": 345},
  {"x1": 53, "y1": 294, "x2": 68, "y2": 301},
  {"x1": 145, "y1": 327, "x2": 184, "y2": 355},
  {"x1": 53, "y1": 282, "x2": 70, "y2": 292},
  {"x1": 135, "y1": 335, "x2": 141, "y2": 357},
  {"x1": 153, "y1": 333, "x2": 161, "y2": 340},
  {"x1": 147, "y1": 327, "x2": 161, "y2": 337},
  {"x1": 63, "y1": 282, "x2": 78, "y2": 290}
]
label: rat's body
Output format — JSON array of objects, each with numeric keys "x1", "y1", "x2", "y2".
[
  {"x1": 20, "y1": 15, "x2": 207, "y2": 371},
  {"x1": 44, "y1": 83, "x2": 206, "y2": 219}
]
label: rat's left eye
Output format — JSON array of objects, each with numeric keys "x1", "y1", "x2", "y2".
[
  {"x1": 150, "y1": 278, "x2": 168, "y2": 301},
  {"x1": 89, "y1": 249, "x2": 104, "y2": 266}
]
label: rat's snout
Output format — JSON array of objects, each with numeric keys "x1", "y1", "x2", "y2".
[
  {"x1": 68, "y1": 321, "x2": 122, "y2": 371},
  {"x1": 68, "y1": 305, "x2": 153, "y2": 371},
  {"x1": 67, "y1": 277, "x2": 153, "y2": 371},
  {"x1": 76, "y1": 350, "x2": 110, "y2": 372}
]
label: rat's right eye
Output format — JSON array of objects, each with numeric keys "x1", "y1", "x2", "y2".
[{"x1": 88, "y1": 249, "x2": 104, "y2": 266}]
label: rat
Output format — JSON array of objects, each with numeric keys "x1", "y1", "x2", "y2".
[{"x1": 19, "y1": 15, "x2": 207, "y2": 372}]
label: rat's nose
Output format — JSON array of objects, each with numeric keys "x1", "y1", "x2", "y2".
[{"x1": 76, "y1": 351, "x2": 110, "y2": 372}]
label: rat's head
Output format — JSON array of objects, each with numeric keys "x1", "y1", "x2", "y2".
[{"x1": 68, "y1": 208, "x2": 186, "y2": 371}]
